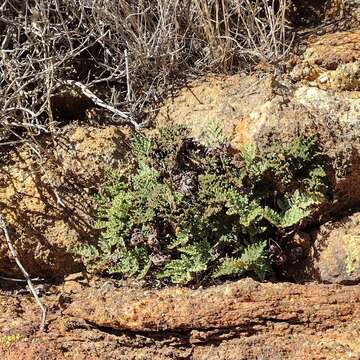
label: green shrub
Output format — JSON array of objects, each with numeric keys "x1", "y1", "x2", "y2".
[{"x1": 77, "y1": 126, "x2": 328, "y2": 284}]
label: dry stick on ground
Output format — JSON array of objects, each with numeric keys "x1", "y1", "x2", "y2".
[
  {"x1": 61, "y1": 80, "x2": 140, "y2": 130},
  {"x1": 0, "y1": 215, "x2": 47, "y2": 331}
]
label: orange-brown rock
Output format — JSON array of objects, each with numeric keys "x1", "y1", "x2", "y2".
[
  {"x1": 65, "y1": 278, "x2": 360, "y2": 332},
  {"x1": 291, "y1": 30, "x2": 360, "y2": 90},
  {"x1": 1, "y1": 278, "x2": 360, "y2": 359},
  {"x1": 0, "y1": 125, "x2": 129, "y2": 278},
  {"x1": 154, "y1": 74, "x2": 268, "y2": 148}
]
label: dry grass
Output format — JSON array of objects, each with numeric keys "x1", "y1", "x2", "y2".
[{"x1": 0, "y1": 0, "x2": 294, "y2": 145}]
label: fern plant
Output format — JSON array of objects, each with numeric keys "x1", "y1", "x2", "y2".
[{"x1": 77, "y1": 126, "x2": 328, "y2": 284}]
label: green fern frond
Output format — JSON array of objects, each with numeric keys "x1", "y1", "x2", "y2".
[
  {"x1": 76, "y1": 126, "x2": 329, "y2": 285},
  {"x1": 203, "y1": 120, "x2": 226, "y2": 148},
  {"x1": 279, "y1": 190, "x2": 319, "y2": 228},
  {"x1": 158, "y1": 241, "x2": 214, "y2": 283},
  {"x1": 213, "y1": 241, "x2": 268, "y2": 280},
  {"x1": 109, "y1": 246, "x2": 151, "y2": 279},
  {"x1": 132, "y1": 135, "x2": 152, "y2": 163}
]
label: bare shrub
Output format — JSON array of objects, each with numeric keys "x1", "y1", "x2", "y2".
[{"x1": 0, "y1": 0, "x2": 294, "y2": 144}]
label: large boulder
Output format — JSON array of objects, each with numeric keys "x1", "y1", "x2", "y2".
[
  {"x1": 285, "y1": 211, "x2": 360, "y2": 284},
  {"x1": 0, "y1": 125, "x2": 129, "y2": 279}
]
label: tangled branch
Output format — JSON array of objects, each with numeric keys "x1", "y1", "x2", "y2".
[{"x1": 0, "y1": 0, "x2": 294, "y2": 146}]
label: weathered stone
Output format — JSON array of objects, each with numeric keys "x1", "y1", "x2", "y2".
[
  {"x1": 291, "y1": 30, "x2": 360, "y2": 90},
  {"x1": 66, "y1": 278, "x2": 360, "y2": 332},
  {"x1": 286, "y1": 212, "x2": 360, "y2": 284},
  {"x1": 1, "y1": 278, "x2": 359, "y2": 359},
  {"x1": 154, "y1": 74, "x2": 264, "y2": 148},
  {"x1": 0, "y1": 125, "x2": 129, "y2": 278}
]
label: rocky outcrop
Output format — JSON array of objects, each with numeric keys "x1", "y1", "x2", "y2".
[
  {"x1": 66, "y1": 278, "x2": 360, "y2": 332},
  {"x1": 291, "y1": 29, "x2": 360, "y2": 90},
  {"x1": 0, "y1": 125, "x2": 129, "y2": 278},
  {"x1": 1, "y1": 278, "x2": 359, "y2": 359}
]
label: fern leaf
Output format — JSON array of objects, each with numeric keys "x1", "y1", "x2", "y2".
[
  {"x1": 203, "y1": 120, "x2": 226, "y2": 148},
  {"x1": 158, "y1": 241, "x2": 213, "y2": 283},
  {"x1": 213, "y1": 241, "x2": 269, "y2": 280}
]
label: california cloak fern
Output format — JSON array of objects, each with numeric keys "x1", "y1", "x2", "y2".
[{"x1": 77, "y1": 126, "x2": 328, "y2": 284}]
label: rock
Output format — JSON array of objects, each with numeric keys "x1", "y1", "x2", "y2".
[
  {"x1": 155, "y1": 74, "x2": 291, "y2": 149},
  {"x1": 1, "y1": 278, "x2": 359, "y2": 359},
  {"x1": 155, "y1": 71, "x2": 360, "y2": 217},
  {"x1": 286, "y1": 212, "x2": 360, "y2": 284},
  {"x1": 0, "y1": 125, "x2": 129, "y2": 279},
  {"x1": 291, "y1": 30, "x2": 360, "y2": 90},
  {"x1": 66, "y1": 277, "x2": 360, "y2": 332},
  {"x1": 63, "y1": 278, "x2": 360, "y2": 358},
  {"x1": 154, "y1": 74, "x2": 256, "y2": 147}
]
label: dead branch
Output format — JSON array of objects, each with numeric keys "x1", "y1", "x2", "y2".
[
  {"x1": 0, "y1": 215, "x2": 47, "y2": 331},
  {"x1": 0, "y1": 0, "x2": 295, "y2": 146},
  {"x1": 61, "y1": 80, "x2": 139, "y2": 129}
]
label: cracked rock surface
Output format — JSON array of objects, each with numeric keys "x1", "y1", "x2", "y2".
[{"x1": 1, "y1": 278, "x2": 360, "y2": 359}]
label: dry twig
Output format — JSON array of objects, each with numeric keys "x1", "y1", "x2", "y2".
[
  {"x1": 0, "y1": 215, "x2": 47, "y2": 331},
  {"x1": 0, "y1": 0, "x2": 294, "y2": 146}
]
